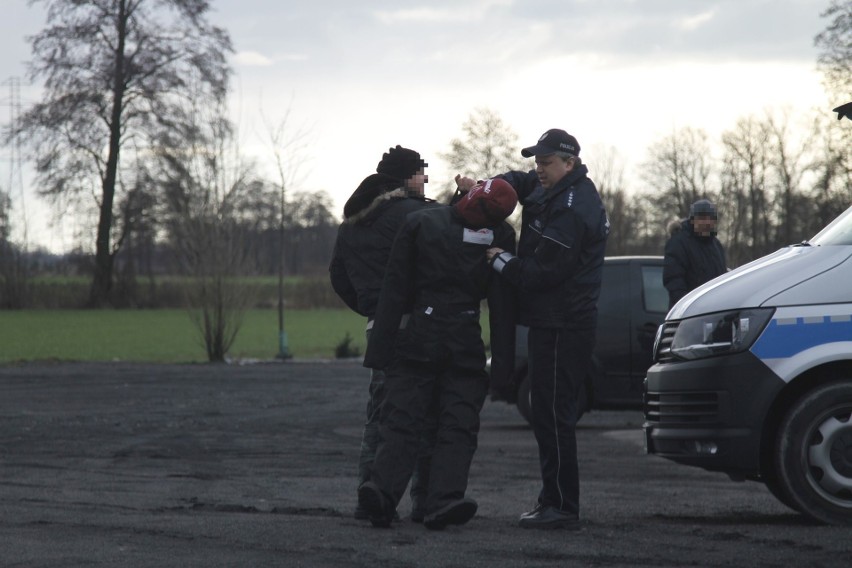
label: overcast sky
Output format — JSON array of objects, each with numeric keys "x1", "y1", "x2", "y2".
[{"x1": 0, "y1": 0, "x2": 837, "y2": 252}]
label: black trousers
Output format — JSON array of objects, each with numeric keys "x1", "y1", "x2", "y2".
[
  {"x1": 527, "y1": 326, "x2": 596, "y2": 515},
  {"x1": 359, "y1": 329, "x2": 430, "y2": 511},
  {"x1": 369, "y1": 311, "x2": 488, "y2": 514}
]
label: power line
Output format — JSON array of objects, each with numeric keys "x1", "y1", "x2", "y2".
[{"x1": 1, "y1": 76, "x2": 28, "y2": 245}]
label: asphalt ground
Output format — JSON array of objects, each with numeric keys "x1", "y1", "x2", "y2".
[{"x1": 0, "y1": 360, "x2": 849, "y2": 567}]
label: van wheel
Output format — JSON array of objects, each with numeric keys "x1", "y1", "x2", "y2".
[
  {"x1": 515, "y1": 373, "x2": 588, "y2": 425},
  {"x1": 775, "y1": 381, "x2": 852, "y2": 525}
]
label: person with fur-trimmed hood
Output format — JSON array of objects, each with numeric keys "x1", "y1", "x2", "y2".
[
  {"x1": 329, "y1": 146, "x2": 438, "y2": 522},
  {"x1": 663, "y1": 198, "x2": 727, "y2": 309}
]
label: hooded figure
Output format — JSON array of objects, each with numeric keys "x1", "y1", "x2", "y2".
[{"x1": 329, "y1": 151, "x2": 438, "y2": 522}]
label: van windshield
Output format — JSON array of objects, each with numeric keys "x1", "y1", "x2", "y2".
[{"x1": 810, "y1": 206, "x2": 852, "y2": 246}]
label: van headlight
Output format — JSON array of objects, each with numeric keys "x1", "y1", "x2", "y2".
[{"x1": 670, "y1": 308, "x2": 774, "y2": 361}]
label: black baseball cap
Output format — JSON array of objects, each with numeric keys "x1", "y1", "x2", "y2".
[{"x1": 521, "y1": 129, "x2": 580, "y2": 158}]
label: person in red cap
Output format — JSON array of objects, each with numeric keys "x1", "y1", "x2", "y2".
[
  {"x1": 329, "y1": 145, "x2": 437, "y2": 522},
  {"x1": 359, "y1": 178, "x2": 518, "y2": 530},
  {"x1": 457, "y1": 128, "x2": 609, "y2": 530}
]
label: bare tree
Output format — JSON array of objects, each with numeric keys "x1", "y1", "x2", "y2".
[
  {"x1": 716, "y1": 111, "x2": 822, "y2": 266},
  {"x1": 636, "y1": 128, "x2": 717, "y2": 258},
  {"x1": 764, "y1": 111, "x2": 813, "y2": 246},
  {"x1": 283, "y1": 190, "x2": 337, "y2": 276},
  {"x1": 815, "y1": 0, "x2": 852, "y2": 102},
  {"x1": 113, "y1": 174, "x2": 159, "y2": 307},
  {"x1": 18, "y1": 0, "x2": 231, "y2": 307},
  {"x1": 720, "y1": 116, "x2": 774, "y2": 265},
  {"x1": 586, "y1": 145, "x2": 648, "y2": 255},
  {"x1": 810, "y1": 111, "x2": 852, "y2": 230},
  {"x1": 0, "y1": 185, "x2": 31, "y2": 308},
  {"x1": 813, "y1": 0, "x2": 852, "y2": 235},
  {"x1": 261, "y1": 105, "x2": 310, "y2": 359},
  {"x1": 640, "y1": 127, "x2": 715, "y2": 221},
  {"x1": 157, "y1": 90, "x2": 256, "y2": 362},
  {"x1": 0, "y1": 186, "x2": 9, "y2": 246},
  {"x1": 439, "y1": 107, "x2": 527, "y2": 202}
]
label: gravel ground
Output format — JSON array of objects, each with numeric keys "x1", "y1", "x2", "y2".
[{"x1": 0, "y1": 360, "x2": 849, "y2": 567}]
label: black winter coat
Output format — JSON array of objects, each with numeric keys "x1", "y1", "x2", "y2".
[
  {"x1": 663, "y1": 219, "x2": 727, "y2": 308},
  {"x1": 363, "y1": 207, "x2": 518, "y2": 392},
  {"x1": 329, "y1": 183, "x2": 437, "y2": 319},
  {"x1": 496, "y1": 165, "x2": 609, "y2": 329}
]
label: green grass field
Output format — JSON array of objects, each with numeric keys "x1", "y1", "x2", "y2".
[{"x1": 0, "y1": 309, "x2": 370, "y2": 364}]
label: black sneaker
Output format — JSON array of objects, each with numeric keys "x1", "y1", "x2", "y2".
[
  {"x1": 357, "y1": 504, "x2": 400, "y2": 522},
  {"x1": 357, "y1": 482, "x2": 395, "y2": 528},
  {"x1": 423, "y1": 498, "x2": 478, "y2": 530},
  {"x1": 518, "y1": 506, "x2": 580, "y2": 530}
]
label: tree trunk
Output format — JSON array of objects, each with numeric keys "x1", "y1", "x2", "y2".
[{"x1": 87, "y1": 0, "x2": 128, "y2": 308}]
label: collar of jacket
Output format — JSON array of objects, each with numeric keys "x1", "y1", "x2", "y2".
[
  {"x1": 526, "y1": 163, "x2": 590, "y2": 208},
  {"x1": 344, "y1": 187, "x2": 408, "y2": 225},
  {"x1": 552, "y1": 163, "x2": 589, "y2": 195}
]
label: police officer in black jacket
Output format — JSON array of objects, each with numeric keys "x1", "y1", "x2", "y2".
[
  {"x1": 459, "y1": 128, "x2": 609, "y2": 530},
  {"x1": 329, "y1": 146, "x2": 438, "y2": 521},
  {"x1": 663, "y1": 198, "x2": 727, "y2": 308},
  {"x1": 358, "y1": 179, "x2": 518, "y2": 530}
]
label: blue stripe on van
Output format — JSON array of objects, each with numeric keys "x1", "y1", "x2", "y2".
[{"x1": 751, "y1": 316, "x2": 852, "y2": 360}]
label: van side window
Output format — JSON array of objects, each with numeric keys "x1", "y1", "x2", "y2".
[{"x1": 642, "y1": 266, "x2": 668, "y2": 313}]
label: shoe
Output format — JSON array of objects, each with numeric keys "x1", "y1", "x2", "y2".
[
  {"x1": 357, "y1": 482, "x2": 395, "y2": 528},
  {"x1": 518, "y1": 506, "x2": 580, "y2": 530},
  {"x1": 354, "y1": 503, "x2": 399, "y2": 521},
  {"x1": 519, "y1": 502, "x2": 545, "y2": 520},
  {"x1": 423, "y1": 498, "x2": 478, "y2": 530}
]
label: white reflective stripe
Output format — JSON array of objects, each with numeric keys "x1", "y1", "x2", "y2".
[
  {"x1": 366, "y1": 314, "x2": 410, "y2": 331},
  {"x1": 541, "y1": 234, "x2": 571, "y2": 250},
  {"x1": 491, "y1": 251, "x2": 514, "y2": 274}
]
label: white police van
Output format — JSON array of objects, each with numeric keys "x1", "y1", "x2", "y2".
[{"x1": 644, "y1": 205, "x2": 852, "y2": 525}]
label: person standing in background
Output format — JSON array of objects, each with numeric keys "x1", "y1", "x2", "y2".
[{"x1": 663, "y1": 198, "x2": 727, "y2": 309}]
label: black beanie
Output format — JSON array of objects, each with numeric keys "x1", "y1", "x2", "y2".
[{"x1": 376, "y1": 146, "x2": 427, "y2": 181}]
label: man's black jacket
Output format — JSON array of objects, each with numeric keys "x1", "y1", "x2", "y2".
[
  {"x1": 495, "y1": 165, "x2": 609, "y2": 329},
  {"x1": 363, "y1": 206, "x2": 517, "y2": 393},
  {"x1": 663, "y1": 219, "x2": 727, "y2": 308}
]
